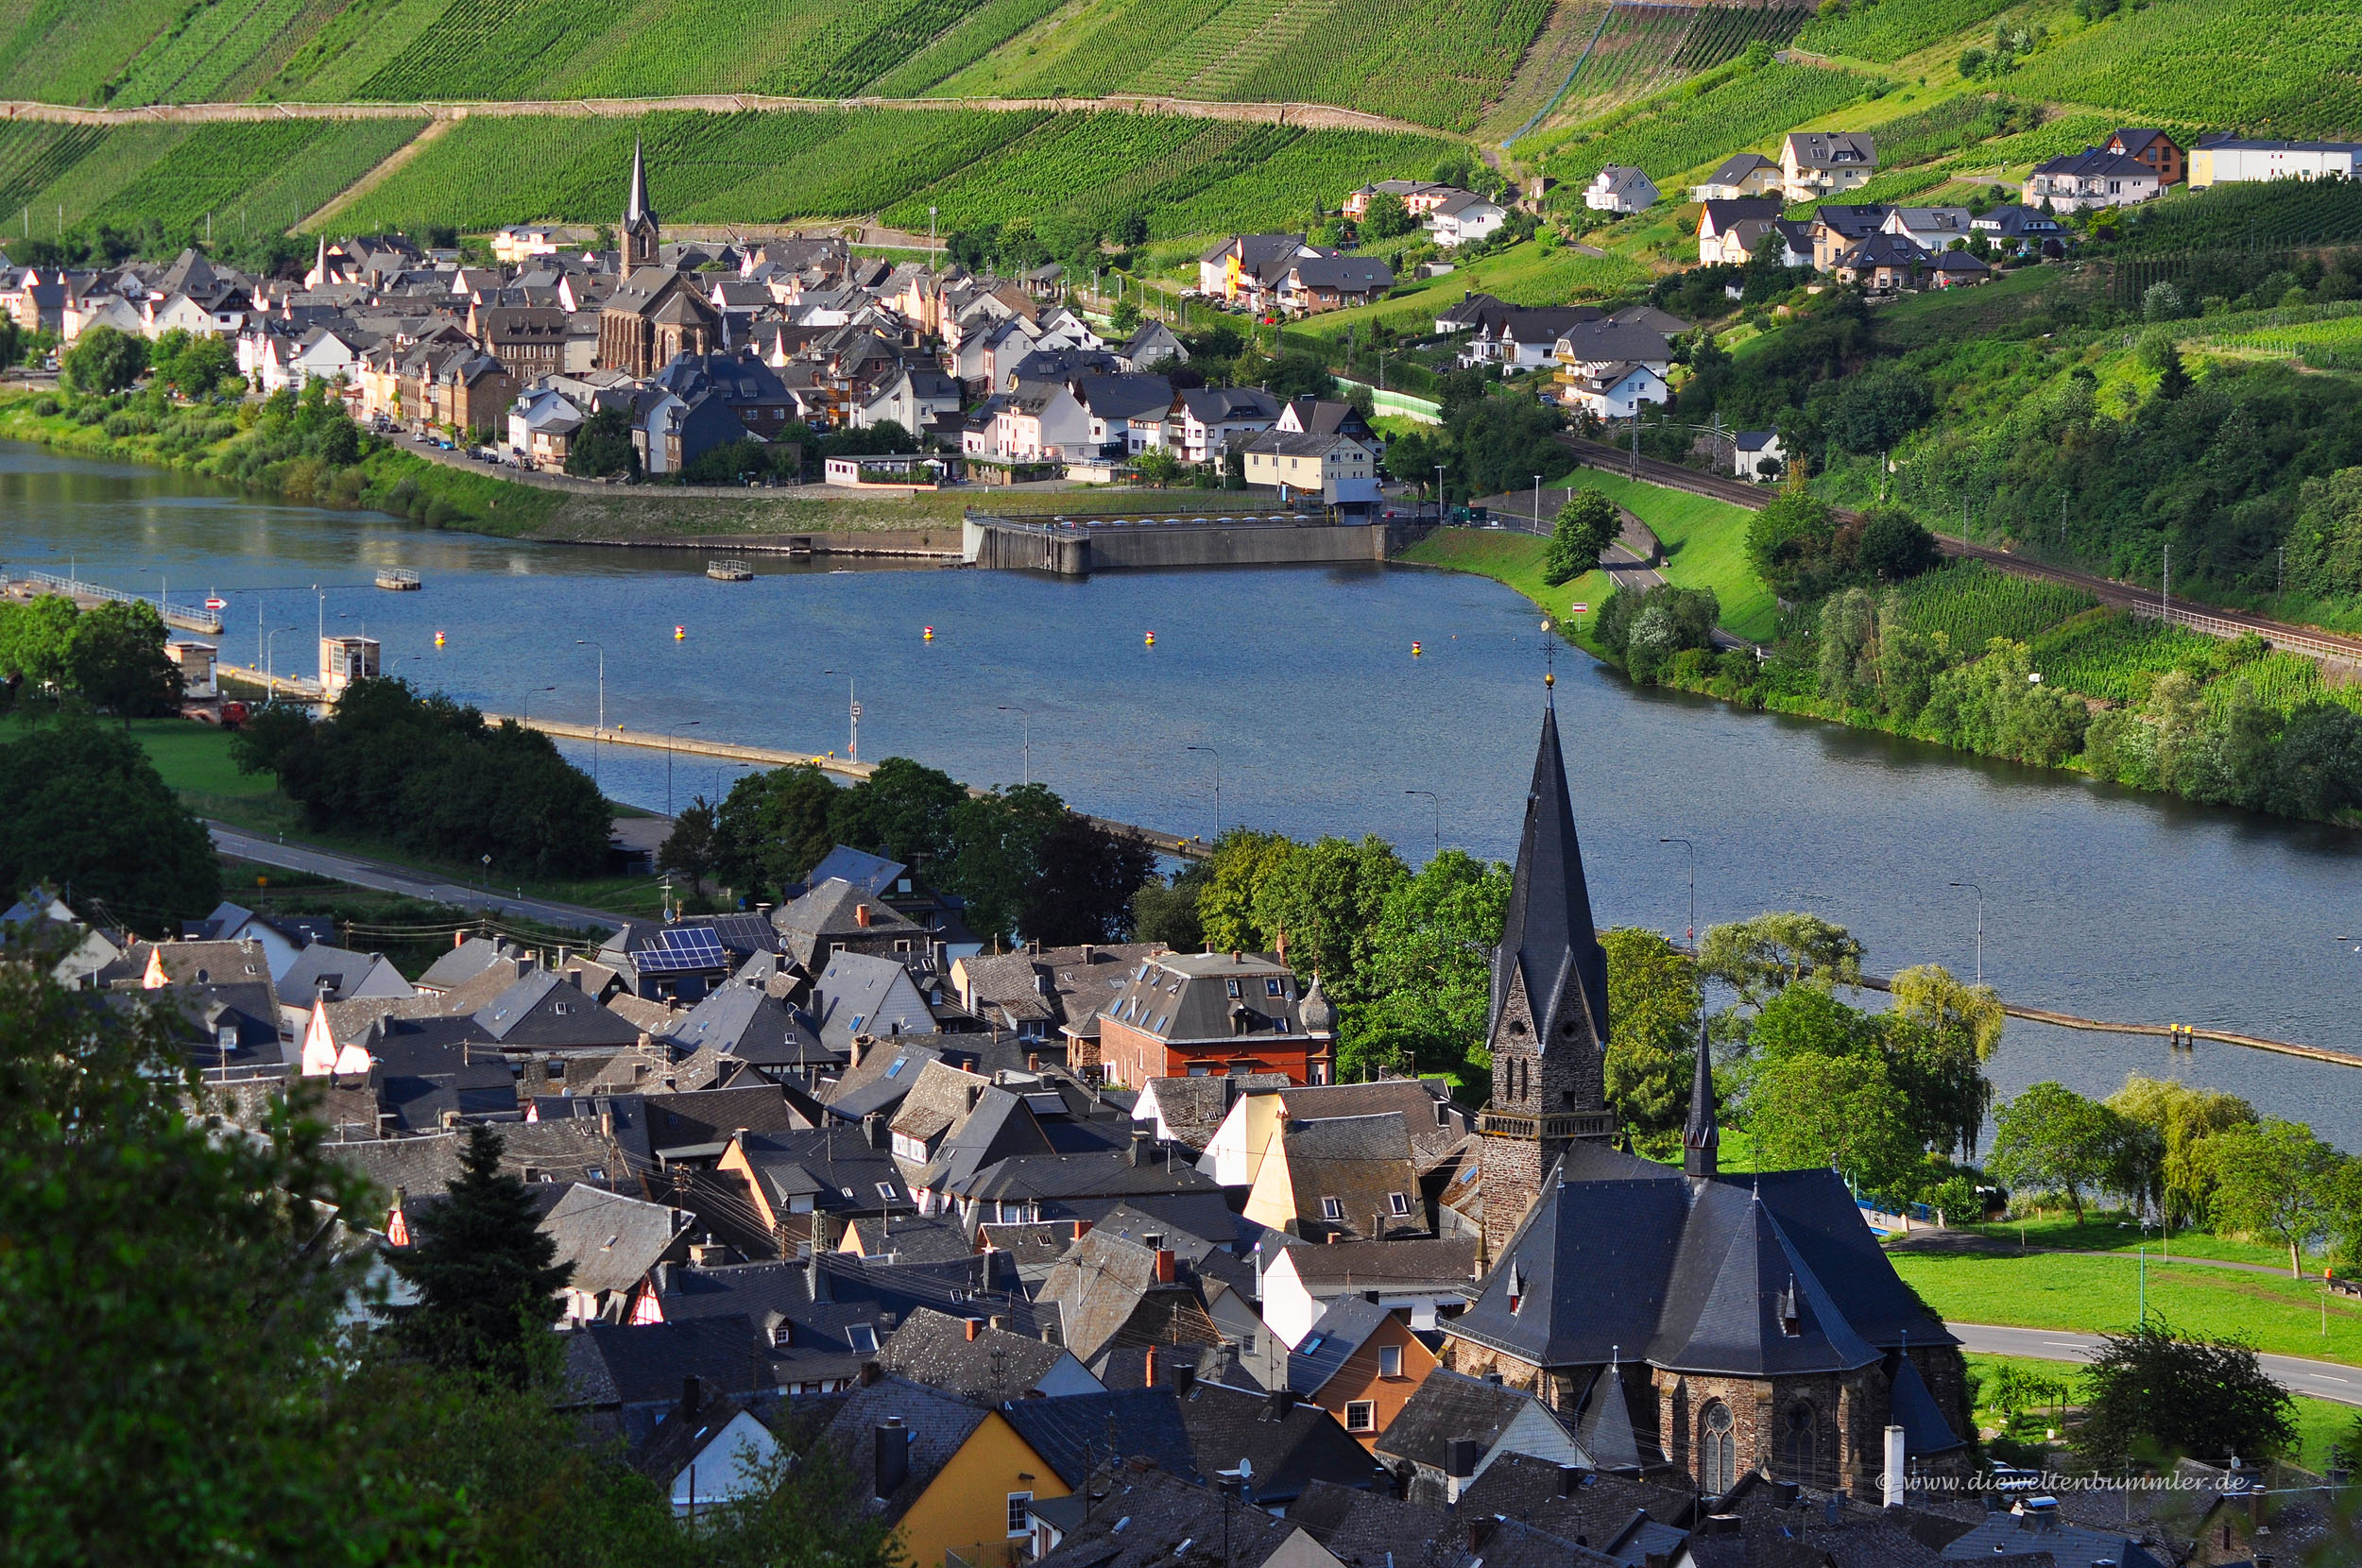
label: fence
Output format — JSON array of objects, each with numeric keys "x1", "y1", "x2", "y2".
[
  {"x1": 2127, "y1": 598, "x2": 2362, "y2": 668},
  {"x1": 18, "y1": 569, "x2": 223, "y2": 634}
]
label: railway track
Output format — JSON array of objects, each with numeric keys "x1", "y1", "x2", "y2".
[{"x1": 1555, "y1": 435, "x2": 2362, "y2": 665}]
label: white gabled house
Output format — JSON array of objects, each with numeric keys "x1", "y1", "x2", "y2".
[
  {"x1": 1583, "y1": 165, "x2": 1659, "y2": 214},
  {"x1": 1426, "y1": 191, "x2": 1508, "y2": 247}
]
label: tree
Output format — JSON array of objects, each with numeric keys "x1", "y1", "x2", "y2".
[
  {"x1": 1346, "y1": 850, "x2": 1511, "y2": 1082},
  {"x1": 1854, "y1": 507, "x2": 1941, "y2": 580},
  {"x1": 1249, "y1": 833, "x2": 1408, "y2": 991},
  {"x1": 1601, "y1": 927, "x2": 1702, "y2": 1153},
  {"x1": 149, "y1": 329, "x2": 239, "y2": 401},
  {"x1": 390, "y1": 1124, "x2": 569, "y2": 1388},
  {"x1": 1882, "y1": 964, "x2": 2002, "y2": 1158},
  {"x1": 1134, "y1": 444, "x2": 1183, "y2": 486},
  {"x1": 2075, "y1": 1321, "x2": 2295, "y2": 1467},
  {"x1": 1445, "y1": 392, "x2": 1564, "y2": 500},
  {"x1": 1133, "y1": 861, "x2": 1207, "y2": 951},
  {"x1": 564, "y1": 405, "x2": 639, "y2": 479},
  {"x1": 1701, "y1": 911, "x2": 1864, "y2": 1014},
  {"x1": 1544, "y1": 489, "x2": 1620, "y2": 586},
  {"x1": 658, "y1": 796, "x2": 717, "y2": 890},
  {"x1": 1109, "y1": 298, "x2": 1141, "y2": 334},
  {"x1": 712, "y1": 763, "x2": 842, "y2": 898},
  {"x1": 60, "y1": 324, "x2": 148, "y2": 394},
  {"x1": 830, "y1": 756, "x2": 966, "y2": 871},
  {"x1": 66, "y1": 599, "x2": 181, "y2": 716},
  {"x1": 2107, "y1": 1076, "x2": 2256, "y2": 1231},
  {"x1": 944, "y1": 782, "x2": 1069, "y2": 946},
  {"x1": 1747, "y1": 1047, "x2": 1921, "y2": 1194},
  {"x1": 1746, "y1": 472, "x2": 1839, "y2": 595},
  {"x1": 1019, "y1": 815, "x2": 1155, "y2": 946},
  {"x1": 0, "y1": 945, "x2": 388, "y2": 1563},
  {"x1": 1989, "y1": 1082, "x2": 2121, "y2": 1221},
  {"x1": 2206, "y1": 1118, "x2": 2342, "y2": 1278},
  {"x1": 0, "y1": 717, "x2": 219, "y2": 924},
  {"x1": 1196, "y1": 828, "x2": 1299, "y2": 953},
  {"x1": 1384, "y1": 426, "x2": 1444, "y2": 494},
  {"x1": 0, "y1": 592, "x2": 80, "y2": 697},
  {"x1": 1364, "y1": 194, "x2": 1416, "y2": 240}
]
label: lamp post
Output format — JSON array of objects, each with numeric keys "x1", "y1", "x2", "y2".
[
  {"x1": 1948, "y1": 880, "x2": 1984, "y2": 987},
  {"x1": 575, "y1": 638, "x2": 606, "y2": 790},
  {"x1": 1404, "y1": 790, "x2": 1440, "y2": 861},
  {"x1": 1532, "y1": 473, "x2": 1541, "y2": 531},
  {"x1": 998, "y1": 705, "x2": 1030, "y2": 786},
  {"x1": 664, "y1": 720, "x2": 700, "y2": 816},
  {"x1": 1434, "y1": 463, "x2": 1445, "y2": 519},
  {"x1": 1186, "y1": 744, "x2": 1220, "y2": 838},
  {"x1": 519, "y1": 685, "x2": 555, "y2": 725},
  {"x1": 134, "y1": 567, "x2": 166, "y2": 622},
  {"x1": 1659, "y1": 837, "x2": 1696, "y2": 945},
  {"x1": 264, "y1": 624, "x2": 299, "y2": 684},
  {"x1": 823, "y1": 669, "x2": 859, "y2": 760},
  {"x1": 314, "y1": 583, "x2": 325, "y2": 642}
]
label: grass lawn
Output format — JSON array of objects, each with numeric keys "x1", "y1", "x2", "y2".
[
  {"x1": 1955, "y1": 1211, "x2": 2300, "y2": 1272},
  {"x1": 1962, "y1": 1351, "x2": 2355, "y2": 1471},
  {"x1": 1394, "y1": 528, "x2": 1610, "y2": 656},
  {"x1": 1294, "y1": 239, "x2": 1652, "y2": 339},
  {"x1": 1570, "y1": 471, "x2": 1779, "y2": 643},
  {"x1": 1891, "y1": 1249, "x2": 2362, "y2": 1366}
]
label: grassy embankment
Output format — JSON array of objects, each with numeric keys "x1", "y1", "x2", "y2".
[
  {"x1": 1396, "y1": 469, "x2": 1774, "y2": 644},
  {"x1": 106, "y1": 716, "x2": 666, "y2": 919},
  {"x1": 1952, "y1": 1211, "x2": 2302, "y2": 1271},
  {"x1": 1891, "y1": 1246, "x2": 2362, "y2": 1365}
]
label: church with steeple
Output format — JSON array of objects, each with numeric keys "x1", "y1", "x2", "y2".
[
  {"x1": 594, "y1": 138, "x2": 720, "y2": 377},
  {"x1": 1442, "y1": 694, "x2": 1973, "y2": 1497},
  {"x1": 621, "y1": 135, "x2": 660, "y2": 268}
]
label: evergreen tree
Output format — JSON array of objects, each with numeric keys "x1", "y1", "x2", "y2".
[{"x1": 390, "y1": 1125, "x2": 568, "y2": 1388}]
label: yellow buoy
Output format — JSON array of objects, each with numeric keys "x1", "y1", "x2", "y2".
[
  {"x1": 923, "y1": 625, "x2": 934, "y2": 640},
  {"x1": 674, "y1": 624, "x2": 686, "y2": 641},
  {"x1": 1411, "y1": 641, "x2": 1423, "y2": 656},
  {"x1": 433, "y1": 630, "x2": 445, "y2": 647},
  {"x1": 1144, "y1": 631, "x2": 1156, "y2": 646}
]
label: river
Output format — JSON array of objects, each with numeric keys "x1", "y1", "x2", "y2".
[{"x1": 7, "y1": 443, "x2": 2360, "y2": 1147}]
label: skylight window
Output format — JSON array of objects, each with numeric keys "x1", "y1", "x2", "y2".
[
  {"x1": 1320, "y1": 1197, "x2": 1344, "y2": 1220},
  {"x1": 1389, "y1": 1192, "x2": 1412, "y2": 1217},
  {"x1": 847, "y1": 1323, "x2": 879, "y2": 1353},
  {"x1": 877, "y1": 1182, "x2": 899, "y2": 1201},
  {"x1": 884, "y1": 1055, "x2": 904, "y2": 1077}
]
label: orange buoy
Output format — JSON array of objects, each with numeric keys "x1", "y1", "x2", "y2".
[
  {"x1": 433, "y1": 630, "x2": 445, "y2": 647},
  {"x1": 1411, "y1": 641, "x2": 1423, "y2": 656},
  {"x1": 674, "y1": 624, "x2": 686, "y2": 641}
]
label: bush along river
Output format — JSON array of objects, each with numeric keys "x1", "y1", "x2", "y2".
[{"x1": 9, "y1": 441, "x2": 2362, "y2": 1145}]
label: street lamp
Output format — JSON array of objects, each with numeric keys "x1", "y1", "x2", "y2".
[
  {"x1": 314, "y1": 583, "x2": 325, "y2": 642},
  {"x1": 1948, "y1": 880, "x2": 1984, "y2": 987},
  {"x1": 575, "y1": 639, "x2": 605, "y2": 731},
  {"x1": 1659, "y1": 837, "x2": 1696, "y2": 945},
  {"x1": 998, "y1": 705, "x2": 1030, "y2": 786},
  {"x1": 1532, "y1": 473, "x2": 1541, "y2": 531},
  {"x1": 1404, "y1": 790, "x2": 1440, "y2": 861},
  {"x1": 576, "y1": 638, "x2": 607, "y2": 791},
  {"x1": 519, "y1": 685, "x2": 555, "y2": 725},
  {"x1": 1186, "y1": 744, "x2": 1220, "y2": 838},
  {"x1": 134, "y1": 566, "x2": 167, "y2": 622},
  {"x1": 1433, "y1": 463, "x2": 1445, "y2": 516},
  {"x1": 264, "y1": 624, "x2": 300, "y2": 685},
  {"x1": 664, "y1": 720, "x2": 701, "y2": 816},
  {"x1": 823, "y1": 669, "x2": 859, "y2": 761}
]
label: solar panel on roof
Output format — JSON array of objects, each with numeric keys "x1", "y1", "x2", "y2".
[
  {"x1": 660, "y1": 927, "x2": 727, "y2": 959},
  {"x1": 634, "y1": 927, "x2": 728, "y2": 974}
]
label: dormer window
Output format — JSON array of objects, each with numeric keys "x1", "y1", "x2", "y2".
[
  {"x1": 1320, "y1": 1197, "x2": 1344, "y2": 1220},
  {"x1": 1225, "y1": 979, "x2": 1242, "y2": 998},
  {"x1": 1508, "y1": 1264, "x2": 1526, "y2": 1314},
  {"x1": 1265, "y1": 979, "x2": 1283, "y2": 997}
]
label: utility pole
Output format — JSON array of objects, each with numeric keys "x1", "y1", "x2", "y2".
[{"x1": 2162, "y1": 542, "x2": 2170, "y2": 625}]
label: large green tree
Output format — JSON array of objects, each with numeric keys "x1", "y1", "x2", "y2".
[
  {"x1": 711, "y1": 762, "x2": 842, "y2": 897},
  {"x1": 2074, "y1": 1321, "x2": 2295, "y2": 1467},
  {"x1": 829, "y1": 755, "x2": 967, "y2": 872},
  {"x1": 1018, "y1": 814, "x2": 1155, "y2": 947},
  {"x1": 1989, "y1": 1081, "x2": 2123, "y2": 1221},
  {"x1": 2205, "y1": 1117, "x2": 2344, "y2": 1278},
  {"x1": 944, "y1": 782, "x2": 1067, "y2": 945},
  {"x1": 1544, "y1": 489, "x2": 1622, "y2": 586},
  {"x1": 66, "y1": 599, "x2": 182, "y2": 717},
  {"x1": 0, "y1": 716, "x2": 219, "y2": 924},
  {"x1": 389, "y1": 1123, "x2": 569, "y2": 1389},
  {"x1": 1881, "y1": 963, "x2": 2001, "y2": 1159},
  {"x1": 2107, "y1": 1075, "x2": 2256, "y2": 1232},
  {"x1": 1345, "y1": 849, "x2": 1511, "y2": 1082},
  {"x1": 1745, "y1": 1046, "x2": 1920, "y2": 1195},
  {"x1": 1600, "y1": 927, "x2": 1703, "y2": 1153},
  {"x1": 1248, "y1": 833, "x2": 1408, "y2": 991},
  {"x1": 1197, "y1": 829, "x2": 1298, "y2": 954},
  {"x1": 0, "y1": 592, "x2": 78, "y2": 698},
  {"x1": 1702, "y1": 911, "x2": 1866, "y2": 1016},
  {"x1": 60, "y1": 324, "x2": 147, "y2": 394}
]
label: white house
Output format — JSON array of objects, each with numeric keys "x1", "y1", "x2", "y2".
[
  {"x1": 994, "y1": 383, "x2": 1091, "y2": 460},
  {"x1": 1583, "y1": 165, "x2": 1659, "y2": 214},
  {"x1": 489, "y1": 224, "x2": 563, "y2": 264},
  {"x1": 855, "y1": 365, "x2": 963, "y2": 433},
  {"x1": 2023, "y1": 147, "x2": 2164, "y2": 212},
  {"x1": 1426, "y1": 191, "x2": 1508, "y2": 247},
  {"x1": 1734, "y1": 429, "x2": 1784, "y2": 479},
  {"x1": 1696, "y1": 197, "x2": 1785, "y2": 265},
  {"x1": 1166, "y1": 386, "x2": 1280, "y2": 465},
  {"x1": 1878, "y1": 206, "x2": 1976, "y2": 251},
  {"x1": 506, "y1": 385, "x2": 586, "y2": 465},
  {"x1": 1782, "y1": 130, "x2": 1878, "y2": 200},
  {"x1": 636, "y1": 1386, "x2": 780, "y2": 1519},
  {"x1": 1558, "y1": 360, "x2": 1668, "y2": 420},
  {"x1": 2190, "y1": 137, "x2": 2362, "y2": 189},
  {"x1": 1691, "y1": 151, "x2": 1783, "y2": 202},
  {"x1": 1258, "y1": 1242, "x2": 1475, "y2": 1350}
]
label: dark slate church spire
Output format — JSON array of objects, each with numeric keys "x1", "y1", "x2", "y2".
[
  {"x1": 1683, "y1": 1016, "x2": 1719, "y2": 1177},
  {"x1": 1488, "y1": 698, "x2": 1610, "y2": 1058}
]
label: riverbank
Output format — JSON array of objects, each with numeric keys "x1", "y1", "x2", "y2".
[{"x1": 0, "y1": 391, "x2": 1180, "y2": 546}]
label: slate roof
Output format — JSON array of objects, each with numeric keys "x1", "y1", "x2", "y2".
[
  {"x1": 1270, "y1": 1113, "x2": 1424, "y2": 1241},
  {"x1": 1175, "y1": 1380, "x2": 1387, "y2": 1508},
  {"x1": 1787, "y1": 130, "x2": 1877, "y2": 170},
  {"x1": 773, "y1": 878, "x2": 925, "y2": 965},
  {"x1": 540, "y1": 1183, "x2": 690, "y2": 1297},
  {"x1": 326, "y1": 1129, "x2": 470, "y2": 1199},
  {"x1": 1035, "y1": 1227, "x2": 1183, "y2": 1363},
  {"x1": 470, "y1": 970, "x2": 642, "y2": 1048},
  {"x1": 1699, "y1": 197, "x2": 1784, "y2": 235},
  {"x1": 893, "y1": 1058, "x2": 990, "y2": 1144},
  {"x1": 730, "y1": 1127, "x2": 913, "y2": 1220},
  {"x1": 280, "y1": 944, "x2": 415, "y2": 1003},
  {"x1": 825, "y1": 1375, "x2": 992, "y2": 1524},
  {"x1": 1276, "y1": 1237, "x2": 1478, "y2": 1292},
  {"x1": 1285, "y1": 1295, "x2": 1396, "y2": 1395},
  {"x1": 922, "y1": 1083, "x2": 1056, "y2": 1189},
  {"x1": 1102, "y1": 952, "x2": 1305, "y2": 1045},
  {"x1": 949, "y1": 1149, "x2": 1225, "y2": 1207},
  {"x1": 1291, "y1": 255, "x2": 1395, "y2": 292},
  {"x1": 627, "y1": 1379, "x2": 758, "y2": 1488},
  {"x1": 813, "y1": 950, "x2": 937, "y2": 1055},
  {"x1": 561, "y1": 1314, "x2": 772, "y2": 1408},
  {"x1": 1703, "y1": 152, "x2": 1778, "y2": 185},
  {"x1": 960, "y1": 942, "x2": 1169, "y2": 1036},
  {"x1": 1376, "y1": 1369, "x2": 1575, "y2": 1474},
  {"x1": 1143, "y1": 1073, "x2": 1288, "y2": 1150},
  {"x1": 844, "y1": 1214, "x2": 975, "y2": 1264},
  {"x1": 1453, "y1": 1451, "x2": 1702, "y2": 1547},
  {"x1": 1034, "y1": 1465, "x2": 1318, "y2": 1568},
  {"x1": 880, "y1": 1305, "x2": 1077, "y2": 1401},
  {"x1": 822, "y1": 1036, "x2": 950, "y2": 1121},
  {"x1": 999, "y1": 1389, "x2": 1200, "y2": 1486},
  {"x1": 1836, "y1": 231, "x2": 1931, "y2": 271},
  {"x1": 1287, "y1": 1477, "x2": 1475, "y2": 1568},
  {"x1": 1490, "y1": 705, "x2": 1609, "y2": 1053}
]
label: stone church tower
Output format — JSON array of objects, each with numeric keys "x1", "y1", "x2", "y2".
[
  {"x1": 1478, "y1": 687, "x2": 1617, "y2": 1260},
  {"x1": 622, "y1": 136, "x2": 660, "y2": 268}
]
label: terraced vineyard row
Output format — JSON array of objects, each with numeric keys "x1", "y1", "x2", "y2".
[
  {"x1": 1793, "y1": 0, "x2": 2018, "y2": 62},
  {"x1": 1545, "y1": 60, "x2": 1874, "y2": 187},
  {"x1": 1669, "y1": 1, "x2": 1808, "y2": 73},
  {"x1": 102, "y1": 0, "x2": 321, "y2": 108},
  {"x1": 320, "y1": 108, "x2": 1440, "y2": 238},
  {"x1": 0, "y1": 116, "x2": 425, "y2": 237},
  {"x1": 2007, "y1": 0, "x2": 2362, "y2": 138}
]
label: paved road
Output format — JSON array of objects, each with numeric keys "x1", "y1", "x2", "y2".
[
  {"x1": 209, "y1": 822, "x2": 622, "y2": 934},
  {"x1": 1953, "y1": 1322, "x2": 2362, "y2": 1406}
]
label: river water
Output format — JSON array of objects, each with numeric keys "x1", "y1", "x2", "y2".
[{"x1": 7, "y1": 444, "x2": 2359, "y2": 1146}]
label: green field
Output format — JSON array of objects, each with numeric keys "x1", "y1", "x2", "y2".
[
  {"x1": 322, "y1": 108, "x2": 1443, "y2": 240},
  {"x1": 1891, "y1": 559, "x2": 2097, "y2": 650},
  {"x1": 1794, "y1": 0, "x2": 2023, "y2": 62},
  {"x1": 1395, "y1": 528, "x2": 1614, "y2": 656},
  {"x1": 1575, "y1": 469, "x2": 1780, "y2": 643},
  {"x1": 1954, "y1": 1211, "x2": 2301, "y2": 1270},
  {"x1": 1291, "y1": 238, "x2": 1652, "y2": 338},
  {"x1": 1538, "y1": 60, "x2": 1879, "y2": 188},
  {"x1": 0, "y1": 117, "x2": 424, "y2": 237},
  {"x1": 2008, "y1": 0, "x2": 2362, "y2": 138},
  {"x1": 1892, "y1": 1248, "x2": 2362, "y2": 1365}
]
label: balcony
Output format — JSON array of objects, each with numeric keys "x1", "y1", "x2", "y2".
[{"x1": 1479, "y1": 1109, "x2": 1618, "y2": 1141}]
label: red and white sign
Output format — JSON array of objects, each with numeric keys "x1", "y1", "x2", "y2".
[{"x1": 204, "y1": 596, "x2": 227, "y2": 609}]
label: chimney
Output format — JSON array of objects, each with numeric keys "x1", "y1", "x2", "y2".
[
  {"x1": 875, "y1": 1418, "x2": 910, "y2": 1498},
  {"x1": 864, "y1": 1111, "x2": 888, "y2": 1150},
  {"x1": 1143, "y1": 1344, "x2": 1157, "y2": 1387},
  {"x1": 1154, "y1": 1248, "x2": 1175, "y2": 1284},
  {"x1": 1465, "y1": 1519, "x2": 1497, "y2": 1553},
  {"x1": 808, "y1": 1241, "x2": 830, "y2": 1303},
  {"x1": 1882, "y1": 1424, "x2": 1906, "y2": 1508},
  {"x1": 683, "y1": 1373, "x2": 700, "y2": 1410},
  {"x1": 1557, "y1": 1465, "x2": 1583, "y2": 1497},
  {"x1": 1774, "y1": 1480, "x2": 1801, "y2": 1508},
  {"x1": 1231, "y1": 951, "x2": 1242, "y2": 963},
  {"x1": 1072, "y1": 1219, "x2": 1091, "y2": 1240},
  {"x1": 1446, "y1": 1438, "x2": 1480, "y2": 1478},
  {"x1": 1267, "y1": 1388, "x2": 1297, "y2": 1418},
  {"x1": 1027, "y1": 1053, "x2": 1041, "y2": 1072},
  {"x1": 1171, "y1": 1362, "x2": 1196, "y2": 1398},
  {"x1": 1080, "y1": 945, "x2": 1094, "y2": 963},
  {"x1": 855, "y1": 903, "x2": 873, "y2": 929},
  {"x1": 1128, "y1": 1128, "x2": 1152, "y2": 1167},
  {"x1": 454, "y1": 929, "x2": 466, "y2": 949},
  {"x1": 965, "y1": 1317, "x2": 984, "y2": 1341}
]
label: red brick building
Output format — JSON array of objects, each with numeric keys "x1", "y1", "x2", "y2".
[{"x1": 1093, "y1": 951, "x2": 1332, "y2": 1088}]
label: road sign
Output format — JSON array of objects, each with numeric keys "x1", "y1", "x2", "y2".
[
  {"x1": 1571, "y1": 602, "x2": 1589, "y2": 614},
  {"x1": 849, "y1": 702, "x2": 863, "y2": 719},
  {"x1": 204, "y1": 596, "x2": 227, "y2": 609}
]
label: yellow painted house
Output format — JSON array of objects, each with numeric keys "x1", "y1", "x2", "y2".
[{"x1": 828, "y1": 1375, "x2": 1071, "y2": 1568}]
